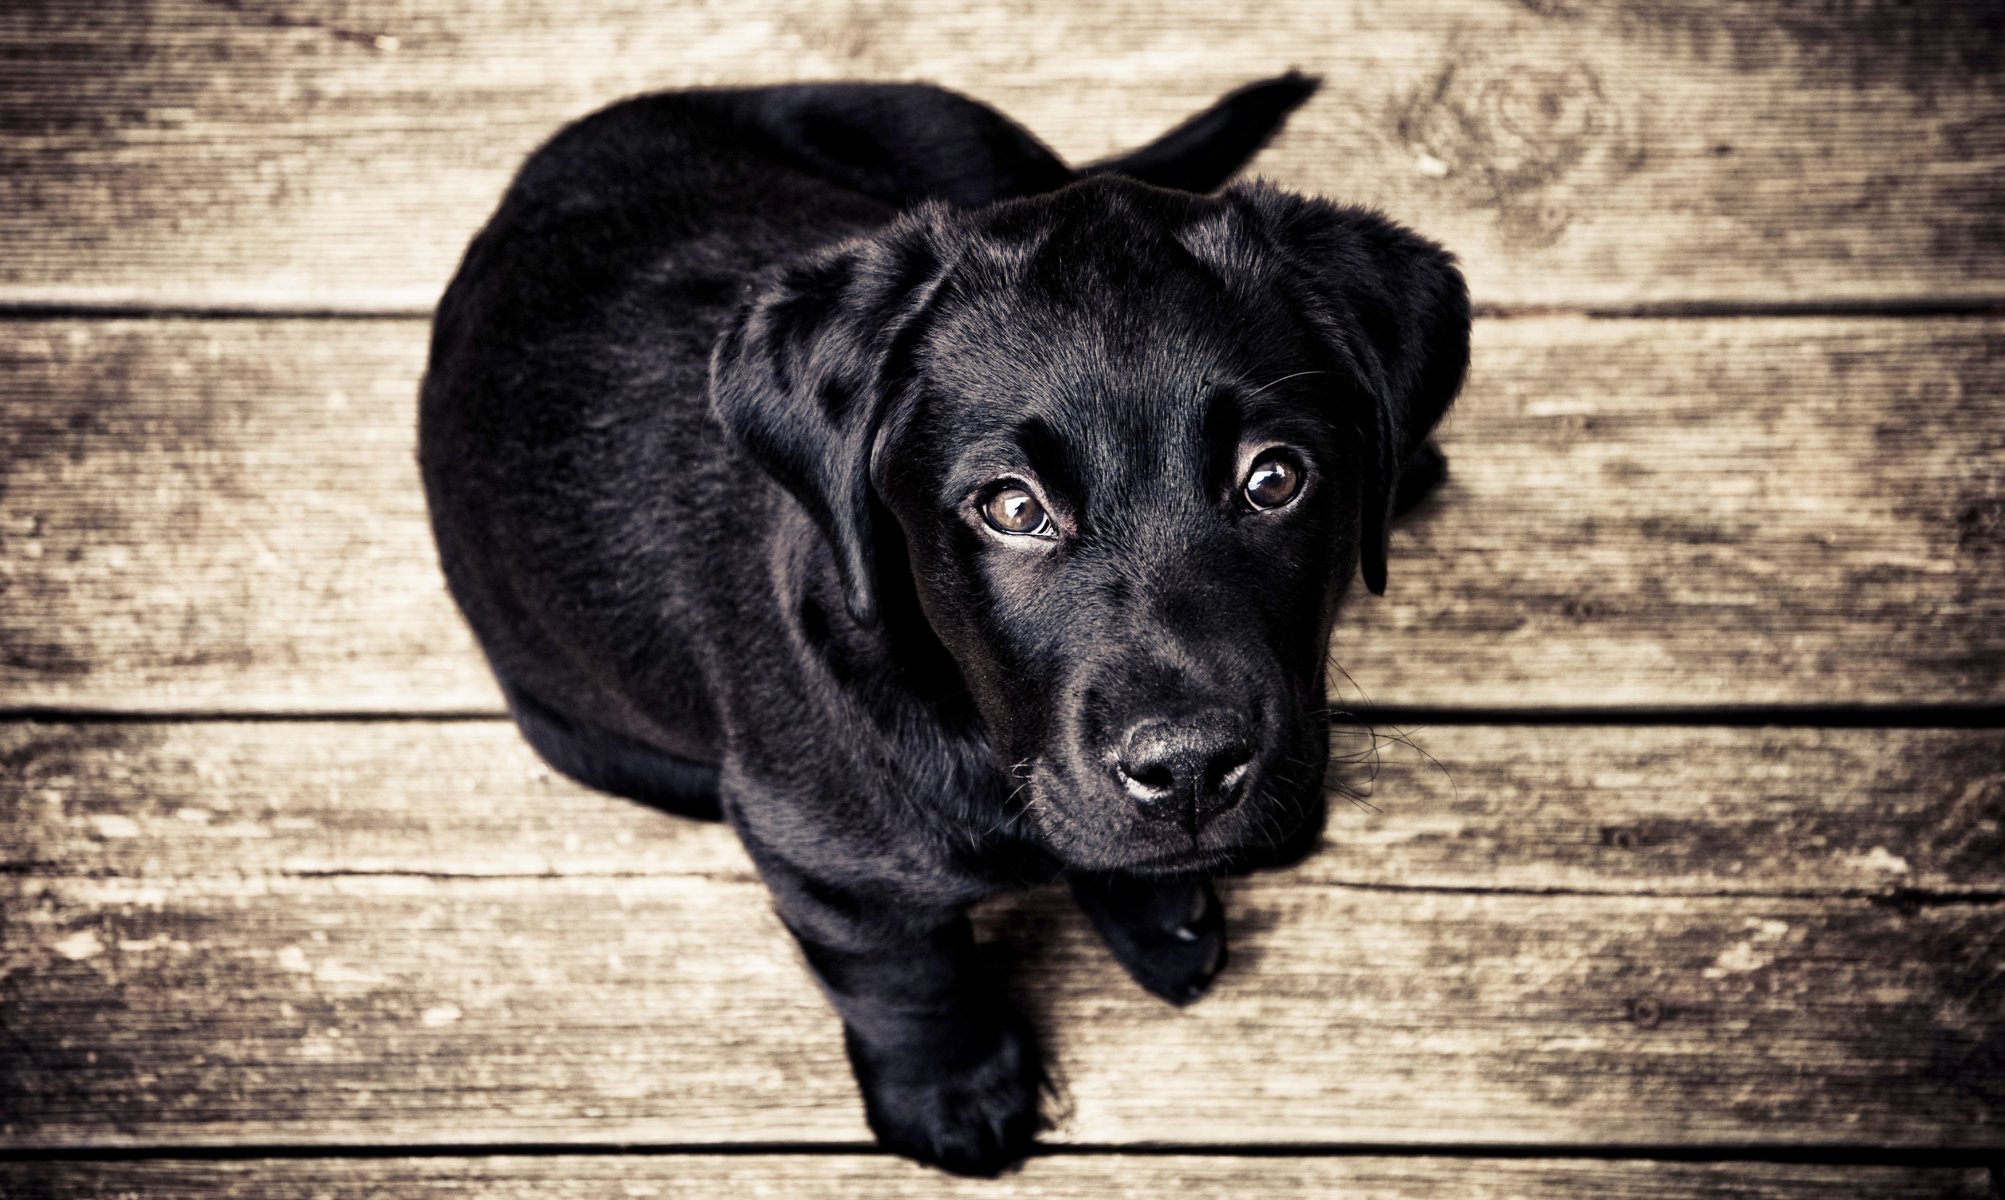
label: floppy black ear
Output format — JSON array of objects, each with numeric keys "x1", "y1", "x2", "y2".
[
  {"x1": 1226, "y1": 183, "x2": 1470, "y2": 595},
  {"x1": 709, "y1": 211, "x2": 954, "y2": 625}
]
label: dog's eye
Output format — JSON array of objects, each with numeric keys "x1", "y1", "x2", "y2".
[
  {"x1": 1243, "y1": 451, "x2": 1305, "y2": 510},
  {"x1": 981, "y1": 486, "x2": 1052, "y2": 536}
]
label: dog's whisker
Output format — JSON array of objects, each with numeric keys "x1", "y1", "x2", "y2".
[
  {"x1": 1324, "y1": 655, "x2": 1378, "y2": 712},
  {"x1": 1356, "y1": 723, "x2": 1457, "y2": 798},
  {"x1": 978, "y1": 757, "x2": 1044, "y2": 840},
  {"x1": 1241, "y1": 368, "x2": 1331, "y2": 400},
  {"x1": 1258, "y1": 805, "x2": 1289, "y2": 851}
]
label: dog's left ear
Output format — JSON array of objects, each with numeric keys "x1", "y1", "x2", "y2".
[
  {"x1": 710, "y1": 209, "x2": 955, "y2": 625},
  {"x1": 1224, "y1": 183, "x2": 1470, "y2": 595}
]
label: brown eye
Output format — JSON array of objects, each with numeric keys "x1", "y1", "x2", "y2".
[
  {"x1": 981, "y1": 485, "x2": 1051, "y2": 536},
  {"x1": 1243, "y1": 451, "x2": 1304, "y2": 510}
]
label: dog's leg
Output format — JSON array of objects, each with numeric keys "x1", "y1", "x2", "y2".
[
  {"x1": 797, "y1": 910, "x2": 1042, "y2": 1175},
  {"x1": 1070, "y1": 874, "x2": 1227, "y2": 1005},
  {"x1": 745, "y1": 844, "x2": 1042, "y2": 1175}
]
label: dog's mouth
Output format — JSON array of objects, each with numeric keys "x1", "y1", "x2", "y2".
[
  {"x1": 1113, "y1": 844, "x2": 1237, "y2": 880},
  {"x1": 1018, "y1": 793, "x2": 1221, "y2": 875}
]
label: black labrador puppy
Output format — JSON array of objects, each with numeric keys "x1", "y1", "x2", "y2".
[{"x1": 419, "y1": 73, "x2": 1467, "y2": 1175}]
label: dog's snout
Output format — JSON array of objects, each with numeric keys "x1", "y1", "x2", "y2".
[{"x1": 1117, "y1": 710, "x2": 1255, "y2": 831}]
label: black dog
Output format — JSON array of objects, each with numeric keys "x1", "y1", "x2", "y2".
[{"x1": 419, "y1": 73, "x2": 1467, "y2": 1175}]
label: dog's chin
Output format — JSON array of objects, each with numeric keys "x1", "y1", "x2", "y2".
[{"x1": 1018, "y1": 763, "x2": 1317, "y2": 879}]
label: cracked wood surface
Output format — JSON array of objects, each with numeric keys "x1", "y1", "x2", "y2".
[
  {"x1": 3, "y1": 316, "x2": 1999, "y2": 712},
  {"x1": 1, "y1": 1, "x2": 2000, "y2": 309},
  {"x1": 1, "y1": 1158, "x2": 1992, "y2": 1199}
]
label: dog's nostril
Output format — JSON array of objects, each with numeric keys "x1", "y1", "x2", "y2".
[
  {"x1": 1117, "y1": 711, "x2": 1257, "y2": 827},
  {"x1": 1212, "y1": 745, "x2": 1254, "y2": 792}
]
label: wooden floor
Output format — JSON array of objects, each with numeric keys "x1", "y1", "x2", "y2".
[{"x1": 2, "y1": 2, "x2": 2000, "y2": 1196}]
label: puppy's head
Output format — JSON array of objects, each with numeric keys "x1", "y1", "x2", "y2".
[{"x1": 713, "y1": 176, "x2": 1468, "y2": 875}]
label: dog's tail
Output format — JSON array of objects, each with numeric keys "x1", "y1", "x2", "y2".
[{"x1": 1081, "y1": 71, "x2": 1321, "y2": 194}]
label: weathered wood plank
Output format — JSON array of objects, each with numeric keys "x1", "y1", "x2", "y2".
[
  {"x1": 1, "y1": 1, "x2": 1999, "y2": 308},
  {"x1": 1350, "y1": 314, "x2": 2005, "y2": 707},
  {"x1": 3, "y1": 316, "x2": 1998, "y2": 710},
  {"x1": 4, "y1": 871, "x2": 1999, "y2": 1147},
  {"x1": 4, "y1": 721, "x2": 1999, "y2": 896},
  {"x1": 0, "y1": 1156, "x2": 1990, "y2": 1200},
  {"x1": 0, "y1": 320, "x2": 492, "y2": 709}
]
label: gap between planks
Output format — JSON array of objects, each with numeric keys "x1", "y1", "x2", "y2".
[
  {"x1": 2, "y1": 299, "x2": 2004, "y2": 323},
  {"x1": 5, "y1": 705, "x2": 2001, "y2": 726},
  {"x1": 0, "y1": 1153, "x2": 1994, "y2": 1200}
]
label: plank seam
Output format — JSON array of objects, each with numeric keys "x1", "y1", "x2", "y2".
[
  {"x1": 0, "y1": 305, "x2": 428, "y2": 322},
  {"x1": 3, "y1": 863, "x2": 1997, "y2": 905},
  {"x1": 0, "y1": 1143, "x2": 1997, "y2": 1167},
  {"x1": 1298, "y1": 882, "x2": 2005, "y2": 908},
  {"x1": 2, "y1": 706, "x2": 2000, "y2": 729},
  {"x1": 1327, "y1": 706, "x2": 2005, "y2": 730},
  {"x1": 3, "y1": 300, "x2": 2003, "y2": 322},
  {"x1": 1514, "y1": 300, "x2": 2005, "y2": 321}
]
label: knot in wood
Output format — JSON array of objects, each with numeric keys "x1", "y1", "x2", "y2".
[
  {"x1": 1479, "y1": 65, "x2": 1611, "y2": 181},
  {"x1": 1627, "y1": 996, "x2": 1665, "y2": 1028},
  {"x1": 1397, "y1": 52, "x2": 1640, "y2": 247}
]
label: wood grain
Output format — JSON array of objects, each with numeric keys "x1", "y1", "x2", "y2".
[
  {"x1": 4, "y1": 721, "x2": 1999, "y2": 896},
  {"x1": 0, "y1": 1, "x2": 1999, "y2": 309},
  {"x1": 1, "y1": 1156, "x2": 1991, "y2": 1200},
  {"x1": 3, "y1": 316, "x2": 1998, "y2": 711},
  {"x1": 5, "y1": 868, "x2": 1999, "y2": 1147},
  {"x1": 3, "y1": 0, "x2": 1997, "y2": 1182}
]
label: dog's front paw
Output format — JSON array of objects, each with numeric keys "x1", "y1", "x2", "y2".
[
  {"x1": 1073, "y1": 876, "x2": 1227, "y2": 1005},
  {"x1": 844, "y1": 1012, "x2": 1043, "y2": 1176}
]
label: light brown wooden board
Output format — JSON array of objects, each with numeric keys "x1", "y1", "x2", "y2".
[
  {"x1": 3, "y1": 316, "x2": 1999, "y2": 711},
  {"x1": 3, "y1": 721, "x2": 2000, "y2": 896},
  {"x1": 1, "y1": 2, "x2": 2000, "y2": 308},
  {"x1": 0, "y1": 1157, "x2": 1991, "y2": 1200},
  {"x1": 0, "y1": 319, "x2": 481, "y2": 711},
  {"x1": 5, "y1": 869, "x2": 2000, "y2": 1148}
]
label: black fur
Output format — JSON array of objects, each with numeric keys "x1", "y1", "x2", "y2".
[{"x1": 419, "y1": 73, "x2": 1467, "y2": 1176}]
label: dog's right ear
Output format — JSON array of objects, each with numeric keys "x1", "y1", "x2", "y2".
[
  {"x1": 1219, "y1": 183, "x2": 1470, "y2": 597},
  {"x1": 709, "y1": 209, "x2": 956, "y2": 626}
]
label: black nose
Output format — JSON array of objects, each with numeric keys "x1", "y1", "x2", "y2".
[{"x1": 1117, "y1": 710, "x2": 1256, "y2": 831}]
